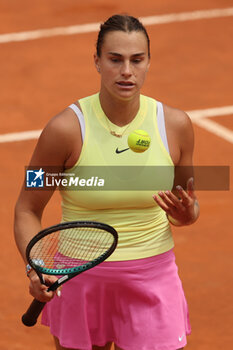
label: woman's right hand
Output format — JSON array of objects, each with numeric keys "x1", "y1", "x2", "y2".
[{"x1": 27, "y1": 270, "x2": 58, "y2": 302}]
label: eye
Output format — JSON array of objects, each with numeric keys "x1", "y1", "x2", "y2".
[
  {"x1": 110, "y1": 57, "x2": 121, "y2": 63},
  {"x1": 132, "y1": 57, "x2": 143, "y2": 64}
]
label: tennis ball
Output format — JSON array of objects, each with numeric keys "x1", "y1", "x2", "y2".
[{"x1": 127, "y1": 130, "x2": 151, "y2": 153}]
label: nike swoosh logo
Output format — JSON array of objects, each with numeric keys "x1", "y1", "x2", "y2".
[
  {"x1": 178, "y1": 334, "x2": 185, "y2": 342},
  {"x1": 115, "y1": 147, "x2": 130, "y2": 154}
]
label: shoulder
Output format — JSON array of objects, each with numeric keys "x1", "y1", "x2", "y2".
[
  {"x1": 162, "y1": 103, "x2": 194, "y2": 165},
  {"x1": 33, "y1": 104, "x2": 82, "y2": 166},
  {"x1": 162, "y1": 103, "x2": 194, "y2": 144},
  {"x1": 162, "y1": 103, "x2": 193, "y2": 132},
  {"x1": 41, "y1": 106, "x2": 81, "y2": 143}
]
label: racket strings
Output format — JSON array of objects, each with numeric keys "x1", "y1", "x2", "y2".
[{"x1": 30, "y1": 227, "x2": 114, "y2": 271}]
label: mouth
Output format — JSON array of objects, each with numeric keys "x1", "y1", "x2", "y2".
[{"x1": 116, "y1": 81, "x2": 135, "y2": 87}]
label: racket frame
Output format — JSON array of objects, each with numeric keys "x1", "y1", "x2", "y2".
[{"x1": 26, "y1": 220, "x2": 118, "y2": 276}]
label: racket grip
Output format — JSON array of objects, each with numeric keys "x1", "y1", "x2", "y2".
[{"x1": 21, "y1": 298, "x2": 46, "y2": 327}]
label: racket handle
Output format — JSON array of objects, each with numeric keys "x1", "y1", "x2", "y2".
[{"x1": 21, "y1": 298, "x2": 46, "y2": 327}]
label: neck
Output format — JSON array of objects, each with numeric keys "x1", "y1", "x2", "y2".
[{"x1": 99, "y1": 90, "x2": 140, "y2": 126}]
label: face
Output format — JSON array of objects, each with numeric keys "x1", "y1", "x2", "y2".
[{"x1": 94, "y1": 30, "x2": 150, "y2": 102}]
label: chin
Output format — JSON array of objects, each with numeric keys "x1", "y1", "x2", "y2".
[
  {"x1": 102, "y1": 85, "x2": 139, "y2": 102},
  {"x1": 114, "y1": 89, "x2": 139, "y2": 102}
]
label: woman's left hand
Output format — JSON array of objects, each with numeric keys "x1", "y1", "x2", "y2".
[{"x1": 153, "y1": 177, "x2": 199, "y2": 226}]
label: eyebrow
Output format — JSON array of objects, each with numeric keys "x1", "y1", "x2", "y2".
[{"x1": 108, "y1": 52, "x2": 146, "y2": 57}]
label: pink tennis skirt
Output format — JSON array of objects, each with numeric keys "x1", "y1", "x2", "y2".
[{"x1": 42, "y1": 249, "x2": 191, "y2": 350}]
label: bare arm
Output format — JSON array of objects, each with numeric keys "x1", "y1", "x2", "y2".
[
  {"x1": 153, "y1": 106, "x2": 200, "y2": 226},
  {"x1": 14, "y1": 107, "x2": 82, "y2": 301}
]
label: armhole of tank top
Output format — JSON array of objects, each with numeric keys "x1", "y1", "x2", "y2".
[
  {"x1": 68, "y1": 103, "x2": 85, "y2": 142},
  {"x1": 156, "y1": 101, "x2": 170, "y2": 155}
]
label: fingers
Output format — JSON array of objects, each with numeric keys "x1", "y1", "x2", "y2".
[
  {"x1": 187, "y1": 177, "x2": 194, "y2": 190},
  {"x1": 153, "y1": 182, "x2": 193, "y2": 215},
  {"x1": 44, "y1": 275, "x2": 62, "y2": 297},
  {"x1": 44, "y1": 275, "x2": 63, "y2": 297},
  {"x1": 153, "y1": 191, "x2": 180, "y2": 214},
  {"x1": 152, "y1": 194, "x2": 168, "y2": 212},
  {"x1": 176, "y1": 176, "x2": 197, "y2": 204},
  {"x1": 153, "y1": 178, "x2": 199, "y2": 225},
  {"x1": 56, "y1": 287, "x2": 62, "y2": 297},
  {"x1": 28, "y1": 273, "x2": 57, "y2": 302},
  {"x1": 176, "y1": 186, "x2": 192, "y2": 207},
  {"x1": 45, "y1": 275, "x2": 58, "y2": 286},
  {"x1": 186, "y1": 177, "x2": 196, "y2": 199}
]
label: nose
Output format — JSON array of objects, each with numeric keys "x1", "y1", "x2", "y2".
[{"x1": 120, "y1": 60, "x2": 132, "y2": 78}]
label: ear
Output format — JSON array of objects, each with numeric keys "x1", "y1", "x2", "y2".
[{"x1": 94, "y1": 53, "x2": 100, "y2": 73}]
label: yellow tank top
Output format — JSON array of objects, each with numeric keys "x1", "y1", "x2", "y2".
[{"x1": 60, "y1": 93, "x2": 175, "y2": 260}]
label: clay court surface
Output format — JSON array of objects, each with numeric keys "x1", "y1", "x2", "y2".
[{"x1": 0, "y1": 1, "x2": 232, "y2": 349}]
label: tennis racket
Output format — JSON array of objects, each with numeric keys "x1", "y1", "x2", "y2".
[{"x1": 22, "y1": 220, "x2": 118, "y2": 327}]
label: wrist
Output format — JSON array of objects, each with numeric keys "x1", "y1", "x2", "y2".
[{"x1": 26, "y1": 264, "x2": 35, "y2": 277}]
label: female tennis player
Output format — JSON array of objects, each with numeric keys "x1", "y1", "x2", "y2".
[{"x1": 14, "y1": 14, "x2": 199, "y2": 350}]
